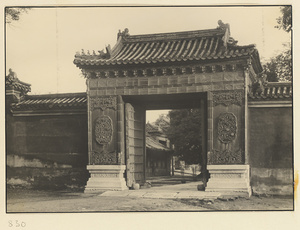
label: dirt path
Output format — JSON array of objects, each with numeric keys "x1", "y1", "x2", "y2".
[
  {"x1": 6, "y1": 189, "x2": 293, "y2": 212},
  {"x1": 7, "y1": 190, "x2": 207, "y2": 212}
]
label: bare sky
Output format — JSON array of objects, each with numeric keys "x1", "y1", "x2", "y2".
[{"x1": 5, "y1": 6, "x2": 291, "y2": 122}]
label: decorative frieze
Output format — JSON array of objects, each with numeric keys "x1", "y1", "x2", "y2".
[
  {"x1": 181, "y1": 67, "x2": 186, "y2": 74},
  {"x1": 151, "y1": 68, "x2": 157, "y2": 76},
  {"x1": 217, "y1": 112, "x2": 237, "y2": 144},
  {"x1": 211, "y1": 65, "x2": 216, "y2": 73},
  {"x1": 162, "y1": 68, "x2": 167, "y2": 76},
  {"x1": 142, "y1": 69, "x2": 147, "y2": 77},
  {"x1": 221, "y1": 65, "x2": 226, "y2": 72},
  {"x1": 91, "y1": 173, "x2": 119, "y2": 177},
  {"x1": 90, "y1": 96, "x2": 117, "y2": 111},
  {"x1": 212, "y1": 90, "x2": 243, "y2": 107},
  {"x1": 104, "y1": 71, "x2": 110, "y2": 78},
  {"x1": 171, "y1": 67, "x2": 176, "y2": 75},
  {"x1": 231, "y1": 64, "x2": 236, "y2": 71},
  {"x1": 91, "y1": 150, "x2": 117, "y2": 165},
  {"x1": 208, "y1": 149, "x2": 243, "y2": 164},
  {"x1": 82, "y1": 63, "x2": 242, "y2": 79},
  {"x1": 210, "y1": 173, "x2": 242, "y2": 179},
  {"x1": 191, "y1": 67, "x2": 196, "y2": 74},
  {"x1": 96, "y1": 72, "x2": 101, "y2": 78},
  {"x1": 94, "y1": 115, "x2": 113, "y2": 145}
]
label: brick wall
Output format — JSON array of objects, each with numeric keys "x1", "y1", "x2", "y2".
[
  {"x1": 6, "y1": 113, "x2": 89, "y2": 190},
  {"x1": 248, "y1": 106, "x2": 293, "y2": 195}
]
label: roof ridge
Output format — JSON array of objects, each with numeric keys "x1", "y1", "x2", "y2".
[
  {"x1": 121, "y1": 28, "x2": 225, "y2": 43},
  {"x1": 25, "y1": 92, "x2": 86, "y2": 99}
]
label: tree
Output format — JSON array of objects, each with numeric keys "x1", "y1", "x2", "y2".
[
  {"x1": 167, "y1": 109, "x2": 202, "y2": 164},
  {"x1": 275, "y1": 6, "x2": 292, "y2": 32},
  {"x1": 6, "y1": 7, "x2": 30, "y2": 24},
  {"x1": 264, "y1": 6, "x2": 292, "y2": 82},
  {"x1": 264, "y1": 46, "x2": 292, "y2": 82},
  {"x1": 154, "y1": 114, "x2": 170, "y2": 132}
]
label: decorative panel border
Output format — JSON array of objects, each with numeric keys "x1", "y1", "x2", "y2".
[
  {"x1": 90, "y1": 96, "x2": 117, "y2": 111},
  {"x1": 212, "y1": 90, "x2": 243, "y2": 107}
]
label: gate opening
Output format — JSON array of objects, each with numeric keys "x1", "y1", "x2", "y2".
[
  {"x1": 123, "y1": 93, "x2": 207, "y2": 189},
  {"x1": 145, "y1": 108, "x2": 205, "y2": 187}
]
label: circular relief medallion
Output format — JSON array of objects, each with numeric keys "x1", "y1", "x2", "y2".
[
  {"x1": 217, "y1": 112, "x2": 237, "y2": 144},
  {"x1": 95, "y1": 115, "x2": 113, "y2": 145}
]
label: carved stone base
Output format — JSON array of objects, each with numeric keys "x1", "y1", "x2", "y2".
[
  {"x1": 206, "y1": 165, "x2": 252, "y2": 197},
  {"x1": 85, "y1": 165, "x2": 128, "y2": 193}
]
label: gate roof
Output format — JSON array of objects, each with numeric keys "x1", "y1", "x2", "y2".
[{"x1": 74, "y1": 21, "x2": 263, "y2": 73}]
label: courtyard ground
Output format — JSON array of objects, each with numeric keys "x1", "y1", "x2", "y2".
[{"x1": 6, "y1": 179, "x2": 294, "y2": 212}]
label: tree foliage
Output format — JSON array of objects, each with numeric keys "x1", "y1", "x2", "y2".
[
  {"x1": 153, "y1": 114, "x2": 169, "y2": 131},
  {"x1": 275, "y1": 6, "x2": 292, "y2": 32},
  {"x1": 264, "y1": 6, "x2": 292, "y2": 82},
  {"x1": 6, "y1": 8, "x2": 30, "y2": 24},
  {"x1": 167, "y1": 109, "x2": 202, "y2": 164},
  {"x1": 264, "y1": 46, "x2": 292, "y2": 82}
]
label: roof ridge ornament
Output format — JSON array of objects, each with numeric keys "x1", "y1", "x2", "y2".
[
  {"x1": 106, "y1": 44, "x2": 112, "y2": 58},
  {"x1": 218, "y1": 20, "x2": 230, "y2": 48},
  {"x1": 118, "y1": 28, "x2": 130, "y2": 39},
  {"x1": 8, "y1": 68, "x2": 18, "y2": 80},
  {"x1": 217, "y1": 20, "x2": 230, "y2": 34},
  {"x1": 217, "y1": 20, "x2": 238, "y2": 48},
  {"x1": 6, "y1": 69, "x2": 31, "y2": 97}
]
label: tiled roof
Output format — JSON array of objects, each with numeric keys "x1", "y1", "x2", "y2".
[
  {"x1": 11, "y1": 93, "x2": 87, "y2": 112},
  {"x1": 248, "y1": 82, "x2": 292, "y2": 101},
  {"x1": 146, "y1": 135, "x2": 170, "y2": 151},
  {"x1": 74, "y1": 23, "x2": 262, "y2": 72},
  {"x1": 6, "y1": 69, "x2": 31, "y2": 95}
]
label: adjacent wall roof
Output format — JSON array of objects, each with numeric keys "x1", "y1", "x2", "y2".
[
  {"x1": 10, "y1": 93, "x2": 87, "y2": 113},
  {"x1": 248, "y1": 82, "x2": 292, "y2": 101},
  {"x1": 9, "y1": 82, "x2": 292, "y2": 113},
  {"x1": 74, "y1": 22, "x2": 263, "y2": 73}
]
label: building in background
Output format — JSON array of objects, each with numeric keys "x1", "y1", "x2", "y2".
[{"x1": 146, "y1": 118, "x2": 173, "y2": 177}]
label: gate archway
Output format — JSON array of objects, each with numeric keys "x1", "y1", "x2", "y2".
[{"x1": 74, "y1": 21, "x2": 263, "y2": 196}]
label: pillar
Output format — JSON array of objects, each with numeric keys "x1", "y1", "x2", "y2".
[
  {"x1": 205, "y1": 90, "x2": 251, "y2": 196},
  {"x1": 84, "y1": 92, "x2": 128, "y2": 193}
]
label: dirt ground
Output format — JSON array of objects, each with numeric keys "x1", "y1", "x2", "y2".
[{"x1": 6, "y1": 188, "x2": 294, "y2": 212}]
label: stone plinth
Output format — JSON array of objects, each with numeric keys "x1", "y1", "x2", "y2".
[
  {"x1": 206, "y1": 165, "x2": 252, "y2": 197},
  {"x1": 85, "y1": 165, "x2": 128, "y2": 193}
]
